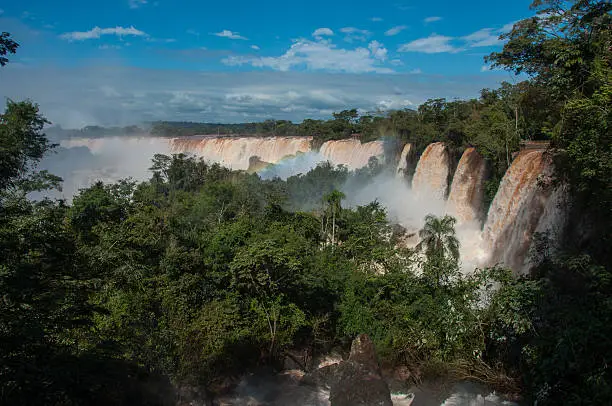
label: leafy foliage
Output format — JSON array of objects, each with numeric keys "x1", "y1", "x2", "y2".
[
  {"x1": 1, "y1": 4, "x2": 611, "y2": 402},
  {"x1": 0, "y1": 32, "x2": 19, "y2": 66}
]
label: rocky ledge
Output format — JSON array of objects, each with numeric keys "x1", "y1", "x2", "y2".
[{"x1": 306, "y1": 334, "x2": 393, "y2": 406}]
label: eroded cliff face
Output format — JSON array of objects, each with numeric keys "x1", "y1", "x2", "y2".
[
  {"x1": 58, "y1": 136, "x2": 566, "y2": 275},
  {"x1": 411, "y1": 142, "x2": 450, "y2": 201},
  {"x1": 446, "y1": 148, "x2": 488, "y2": 224},
  {"x1": 396, "y1": 143, "x2": 413, "y2": 179},
  {"x1": 319, "y1": 139, "x2": 385, "y2": 170},
  {"x1": 169, "y1": 136, "x2": 313, "y2": 170},
  {"x1": 482, "y1": 150, "x2": 557, "y2": 273}
]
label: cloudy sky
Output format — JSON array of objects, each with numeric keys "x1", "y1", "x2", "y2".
[{"x1": 0, "y1": 0, "x2": 533, "y2": 128}]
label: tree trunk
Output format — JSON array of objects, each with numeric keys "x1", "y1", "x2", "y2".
[{"x1": 332, "y1": 208, "x2": 336, "y2": 248}]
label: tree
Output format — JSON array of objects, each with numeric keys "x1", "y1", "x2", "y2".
[
  {"x1": 417, "y1": 215, "x2": 460, "y2": 289},
  {"x1": 486, "y1": 254, "x2": 612, "y2": 405},
  {"x1": 0, "y1": 32, "x2": 19, "y2": 66},
  {"x1": 0, "y1": 101, "x2": 57, "y2": 193},
  {"x1": 332, "y1": 109, "x2": 359, "y2": 125},
  {"x1": 487, "y1": 0, "x2": 611, "y2": 96},
  {"x1": 487, "y1": 0, "x2": 612, "y2": 262},
  {"x1": 323, "y1": 189, "x2": 345, "y2": 246},
  {"x1": 418, "y1": 215, "x2": 460, "y2": 262}
]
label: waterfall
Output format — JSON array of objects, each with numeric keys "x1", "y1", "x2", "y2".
[
  {"x1": 396, "y1": 143, "x2": 413, "y2": 179},
  {"x1": 446, "y1": 148, "x2": 488, "y2": 224},
  {"x1": 319, "y1": 139, "x2": 385, "y2": 170},
  {"x1": 170, "y1": 136, "x2": 313, "y2": 170},
  {"x1": 482, "y1": 149, "x2": 557, "y2": 273},
  {"x1": 57, "y1": 136, "x2": 567, "y2": 275},
  {"x1": 411, "y1": 142, "x2": 449, "y2": 200}
]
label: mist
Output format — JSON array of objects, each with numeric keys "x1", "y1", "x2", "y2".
[
  {"x1": 258, "y1": 152, "x2": 328, "y2": 180},
  {"x1": 340, "y1": 173, "x2": 487, "y2": 271},
  {"x1": 34, "y1": 138, "x2": 488, "y2": 270},
  {"x1": 35, "y1": 136, "x2": 171, "y2": 201}
]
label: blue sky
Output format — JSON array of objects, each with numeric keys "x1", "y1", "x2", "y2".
[{"x1": 0, "y1": 0, "x2": 535, "y2": 128}]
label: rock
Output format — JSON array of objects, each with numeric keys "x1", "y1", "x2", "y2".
[
  {"x1": 329, "y1": 334, "x2": 393, "y2": 406},
  {"x1": 315, "y1": 352, "x2": 344, "y2": 369},
  {"x1": 176, "y1": 384, "x2": 212, "y2": 406},
  {"x1": 348, "y1": 334, "x2": 380, "y2": 371},
  {"x1": 303, "y1": 362, "x2": 342, "y2": 390}
]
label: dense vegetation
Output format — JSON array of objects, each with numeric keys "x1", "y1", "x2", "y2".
[{"x1": 1, "y1": 1, "x2": 611, "y2": 405}]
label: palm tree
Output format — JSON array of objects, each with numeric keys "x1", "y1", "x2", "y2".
[
  {"x1": 418, "y1": 214, "x2": 460, "y2": 261},
  {"x1": 323, "y1": 190, "x2": 345, "y2": 246},
  {"x1": 418, "y1": 215, "x2": 460, "y2": 289}
]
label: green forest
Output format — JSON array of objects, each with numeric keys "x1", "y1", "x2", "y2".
[{"x1": 1, "y1": 1, "x2": 611, "y2": 405}]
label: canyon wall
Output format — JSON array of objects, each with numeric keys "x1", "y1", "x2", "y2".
[
  {"x1": 396, "y1": 143, "x2": 413, "y2": 179},
  {"x1": 411, "y1": 142, "x2": 450, "y2": 200},
  {"x1": 482, "y1": 149, "x2": 557, "y2": 272},
  {"x1": 57, "y1": 135, "x2": 564, "y2": 274},
  {"x1": 319, "y1": 139, "x2": 385, "y2": 170},
  {"x1": 446, "y1": 148, "x2": 488, "y2": 224},
  {"x1": 169, "y1": 136, "x2": 313, "y2": 170}
]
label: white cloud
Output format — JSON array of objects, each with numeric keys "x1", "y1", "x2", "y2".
[
  {"x1": 462, "y1": 28, "x2": 501, "y2": 47},
  {"x1": 146, "y1": 37, "x2": 176, "y2": 43},
  {"x1": 213, "y1": 30, "x2": 248, "y2": 40},
  {"x1": 0, "y1": 66, "x2": 505, "y2": 128},
  {"x1": 312, "y1": 27, "x2": 334, "y2": 38},
  {"x1": 376, "y1": 97, "x2": 414, "y2": 110},
  {"x1": 371, "y1": 17, "x2": 383, "y2": 22},
  {"x1": 99, "y1": 85, "x2": 121, "y2": 97},
  {"x1": 384, "y1": 25, "x2": 408, "y2": 36},
  {"x1": 339, "y1": 27, "x2": 371, "y2": 42},
  {"x1": 410, "y1": 68, "x2": 422, "y2": 74},
  {"x1": 368, "y1": 40, "x2": 388, "y2": 61},
  {"x1": 398, "y1": 34, "x2": 458, "y2": 53},
  {"x1": 397, "y1": 21, "x2": 513, "y2": 54},
  {"x1": 251, "y1": 45, "x2": 260, "y2": 50},
  {"x1": 128, "y1": 0, "x2": 148, "y2": 8},
  {"x1": 99, "y1": 44, "x2": 122, "y2": 50},
  {"x1": 340, "y1": 27, "x2": 369, "y2": 34},
  {"x1": 500, "y1": 21, "x2": 516, "y2": 33},
  {"x1": 60, "y1": 26, "x2": 148, "y2": 41},
  {"x1": 424, "y1": 16, "x2": 442, "y2": 23},
  {"x1": 390, "y1": 59, "x2": 404, "y2": 66},
  {"x1": 223, "y1": 38, "x2": 393, "y2": 74},
  {"x1": 480, "y1": 64, "x2": 502, "y2": 72}
]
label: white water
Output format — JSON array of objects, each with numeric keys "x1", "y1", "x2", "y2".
[
  {"x1": 396, "y1": 143, "x2": 413, "y2": 179},
  {"x1": 447, "y1": 148, "x2": 488, "y2": 224},
  {"x1": 216, "y1": 372, "x2": 518, "y2": 406},
  {"x1": 412, "y1": 142, "x2": 450, "y2": 200},
  {"x1": 41, "y1": 136, "x2": 562, "y2": 274},
  {"x1": 319, "y1": 138, "x2": 385, "y2": 169}
]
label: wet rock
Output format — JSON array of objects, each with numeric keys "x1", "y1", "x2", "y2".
[
  {"x1": 329, "y1": 334, "x2": 392, "y2": 406},
  {"x1": 315, "y1": 352, "x2": 343, "y2": 369}
]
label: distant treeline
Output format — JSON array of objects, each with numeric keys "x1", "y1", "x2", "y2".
[
  {"x1": 48, "y1": 83, "x2": 555, "y2": 206},
  {"x1": 46, "y1": 125, "x2": 148, "y2": 140}
]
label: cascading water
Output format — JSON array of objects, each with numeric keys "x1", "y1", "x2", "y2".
[
  {"x1": 169, "y1": 136, "x2": 313, "y2": 170},
  {"x1": 319, "y1": 139, "x2": 385, "y2": 170},
  {"x1": 482, "y1": 149, "x2": 559, "y2": 273},
  {"x1": 396, "y1": 143, "x2": 413, "y2": 179},
  {"x1": 55, "y1": 136, "x2": 564, "y2": 275},
  {"x1": 411, "y1": 142, "x2": 450, "y2": 200},
  {"x1": 446, "y1": 148, "x2": 488, "y2": 224}
]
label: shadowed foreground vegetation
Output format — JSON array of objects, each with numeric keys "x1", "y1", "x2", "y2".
[{"x1": 1, "y1": 1, "x2": 611, "y2": 404}]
